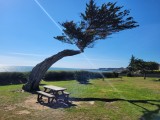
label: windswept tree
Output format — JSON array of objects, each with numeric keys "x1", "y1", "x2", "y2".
[
  {"x1": 127, "y1": 55, "x2": 159, "y2": 79},
  {"x1": 128, "y1": 55, "x2": 137, "y2": 73},
  {"x1": 23, "y1": 0, "x2": 139, "y2": 92}
]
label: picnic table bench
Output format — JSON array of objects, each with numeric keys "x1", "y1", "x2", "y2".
[
  {"x1": 37, "y1": 91, "x2": 54, "y2": 103},
  {"x1": 37, "y1": 85, "x2": 70, "y2": 104}
]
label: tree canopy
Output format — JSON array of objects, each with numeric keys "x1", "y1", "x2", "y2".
[
  {"x1": 128, "y1": 55, "x2": 159, "y2": 72},
  {"x1": 54, "y1": 0, "x2": 139, "y2": 52}
]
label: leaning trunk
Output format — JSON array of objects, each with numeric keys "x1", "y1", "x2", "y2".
[{"x1": 22, "y1": 49, "x2": 81, "y2": 92}]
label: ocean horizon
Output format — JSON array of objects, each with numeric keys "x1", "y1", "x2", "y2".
[{"x1": 0, "y1": 66, "x2": 110, "y2": 73}]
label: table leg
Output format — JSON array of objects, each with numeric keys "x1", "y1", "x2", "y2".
[
  {"x1": 44, "y1": 88, "x2": 47, "y2": 92},
  {"x1": 37, "y1": 94, "x2": 42, "y2": 102}
]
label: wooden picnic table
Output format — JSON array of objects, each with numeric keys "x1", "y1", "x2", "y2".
[
  {"x1": 43, "y1": 85, "x2": 69, "y2": 103},
  {"x1": 43, "y1": 85, "x2": 67, "y2": 92}
]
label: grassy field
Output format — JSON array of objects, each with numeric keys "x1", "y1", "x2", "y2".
[{"x1": 0, "y1": 77, "x2": 160, "y2": 120}]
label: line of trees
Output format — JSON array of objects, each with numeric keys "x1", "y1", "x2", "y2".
[{"x1": 127, "y1": 55, "x2": 159, "y2": 79}]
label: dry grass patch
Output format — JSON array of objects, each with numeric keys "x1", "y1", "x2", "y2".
[
  {"x1": 16, "y1": 110, "x2": 31, "y2": 115},
  {"x1": 19, "y1": 95, "x2": 49, "y2": 110}
]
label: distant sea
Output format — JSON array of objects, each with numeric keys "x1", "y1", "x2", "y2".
[{"x1": 0, "y1": 66, "x2": 110, "y2": 73}]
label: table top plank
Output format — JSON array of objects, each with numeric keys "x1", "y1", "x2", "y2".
[{"x1": 43, "y1": 85, "x2": 67, "y2": 91}]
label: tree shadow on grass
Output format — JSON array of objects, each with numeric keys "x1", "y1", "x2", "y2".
[
  {"x1": 153, "y1": 78, "x2": 160, "y2": 82},
  {"x1": 70, "y1": 97, "x2": 160, "y2": 120},
  {"x1": 36, "y1": 100, "x2": 76, "y2": 109},
  {"x1": 39, "y1": 83, "x2": 47, "y2": 86},
  {"x1": 77, "y1": 80, "x2": 92, "y2": 85}
]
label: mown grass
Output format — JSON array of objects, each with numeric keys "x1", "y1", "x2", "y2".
[{"x1": 0, "y1": 77, "x2": 160, "y2": 120}]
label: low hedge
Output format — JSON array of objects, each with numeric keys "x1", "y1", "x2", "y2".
[
  {"x1": 0, "y1": 71, "x2": 119, "y2": 85},
  {"x1": 0, "y1": 72, "x2": 28, "y2": 85},
  {"x1": 144, "y1": 70, "x2": 160, "y2": 74},
  {"x1": 44, "y1": 71, "x2": 119, "y2": 81},
  {"x1": 120, "y1": 70, "x2": 160, "y2": 77},
  {"x1": 44, "y1": 71, "x2": 75, "y2": 81}
]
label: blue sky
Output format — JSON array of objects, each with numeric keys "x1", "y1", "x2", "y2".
[{"x1": 0, "y1": 0, "x2": 160, "y2": 69}]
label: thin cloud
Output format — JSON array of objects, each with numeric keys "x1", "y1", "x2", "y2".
[
  {"x1": 9, "y1": 52, "x2": 120, "y2": 62},
  {"x1": 10, "y1": 52, "x2": 49, "y2": 57},
  {"x1": 86, "y1": 58, "x2": 120, "y2": 62},
  {"x1": 71, "y1": 57, "x2": 121, "y2": 62}
]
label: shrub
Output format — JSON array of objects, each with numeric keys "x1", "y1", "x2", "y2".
[
  {"x1": 103, "y1": 72, "x2": 119, "y2": 78},
  {"x1": 113, "y1": 72, "x2": 119, "y2": 78},
  {"x1": 44, "y1": 71, "x2": 75, "y2": 81},
  {"x1": 44, "y1": 71, "x2": 119, "y2": 81},
  {"x1": 126, "y1": 72, "x2": 133, "y2": 77},
  {"x1": 145, "y1": 70, "x2": 160, "y2": 74},
  {"x1": 74, "y1": 71, "x2": 90, "y2": 84},
  {"x1": 0, "y1": 72, "x2": 28, "y2": 85},
  {"x1": 120, "y1": 70, "x2": 128, "y2": 74},
  {"x1": 0, "y1": 71, "x2": 119, "y2": 85}
]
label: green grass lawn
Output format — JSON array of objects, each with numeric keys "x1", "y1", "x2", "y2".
[{"x1": 0, "y1": 77, "x2": 160, "y2": 120}]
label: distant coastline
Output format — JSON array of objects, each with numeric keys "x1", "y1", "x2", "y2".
[
  {"x1": 0, "y1": 66, "x2": 125, "y2": 73},
  {"x1": 0, "y1": 66, "x2": 105, "y2": 72},
  {"x1": 0, "y1": 66, "x2": 81, "y2": 72}
]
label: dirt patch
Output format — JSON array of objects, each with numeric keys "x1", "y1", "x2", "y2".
[
  {"x1": 72, "y1": 101, "x2": 95, "y2": 107},
  {"x1": 4, "y1": 105, "x2": 16, "y2": 111},
  {"x1": 18, "y1": 95, "x2": 72, "y2": 110},
  {"x1": 72, "y1": 101, "x2": 83, "y2": 106},
  {"x1": 25, "y1": 96, "x2": 50, "y2": 110},
  {"x1": 89, "y1": 101, "x2": 95, "y2": 105},
  {"x1": 11, "y1": 89, "x2": 24, "y2": 93},
  {"x1": 15, "y1": 95, "x2": 68, "y2": 119},
  {"x1": 18, "y1": 94, "x2": 96, "y2": 111},
  {"x1": 16, "y1": 110, "x2": 30, "y2": 115},
  {"x1": 18, "y1": 95, "x2": 49, "y2": 110}
]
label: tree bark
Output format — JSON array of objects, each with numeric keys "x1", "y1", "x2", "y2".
[{"x1": 22, "y1": 49, "x2": 81, "y2": 92}]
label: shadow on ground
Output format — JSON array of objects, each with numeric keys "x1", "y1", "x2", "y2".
[
  {"x1": 70, "y1": 97, "x2": 160, "y2": 120},
  {"x1": 78, "y1": 80, "x2": 92, "y2": 85},
  {"x1": 37, "y1": 100, "x2": 76, "y2": 109},
  {"x1": 153, "y1": 79, "x2": 160, "y2": 82}
]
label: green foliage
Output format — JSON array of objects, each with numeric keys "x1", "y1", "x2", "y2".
[
  {"x1": 145, "y1": 62, "x2": 159, "y2": 70},
  {"x1": 120, "y1": 69, "x2": 128, "y2": 74},
  {"x1": 144, "y1": 70, "x2": 160, "y2": 74},
  {"x1": 44, "y1": 71, "x2": 119, "y2": 82},
  {"x1": 74, "y1": 71, "x2": 90, "y2": 84},
  {"x1": 0, "y1": 71, "x2": 119, "y2": 85},
  {"x1": 128, "y1": 55, "x2": 137, "y2": 72},
  {"x1": 126, "y1": 72, "x2": 133, "y2": 77},
  {"x1": 103, "y1": 72, "x2": 119, "y2": 78},
  {"x1": 0, "y1": 77, "x2": 160, "y2": 120},
  {"x1": 127, "y1": 56, "x2": 159, "y2": 78},
  {"x1": 128, "y1": 55, "x2": 159, "y2": 73},
  {"x1": 54, "y1": 0, "x2": 138, "y2": 51},
  {"x1": 0, "y1": 72, "x2": 28, "y2": 85},
  {"x1": 44, "y1": 71, "x2": 75, "y2": 81}
]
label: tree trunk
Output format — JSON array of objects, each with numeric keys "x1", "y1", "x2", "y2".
[{"x1": 22, "y1": 49, "x2": 81, "y2": 92}]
